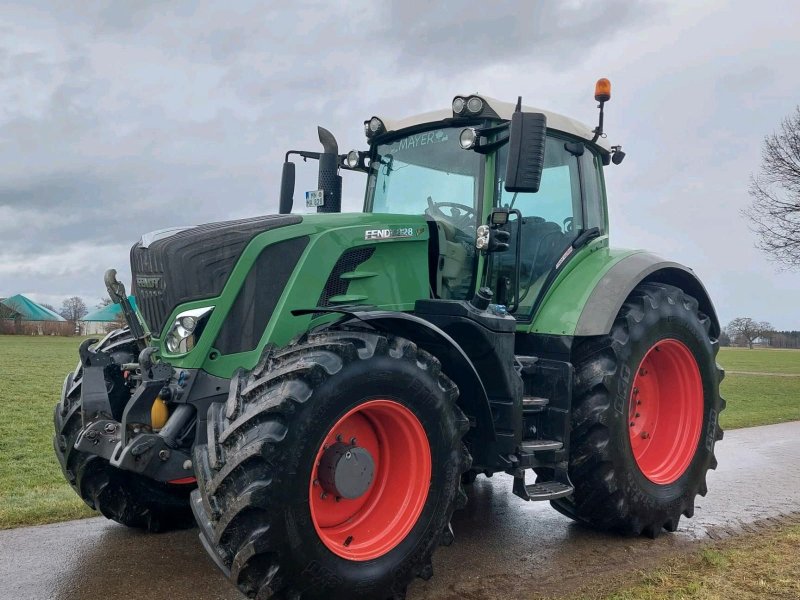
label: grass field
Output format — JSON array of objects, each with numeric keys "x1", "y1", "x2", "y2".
[
  {"x1": 717, "y1": 347, "x2": 800, "y2": 375},
  {"x1": 0, "y1": 336, "x2": 96, "y2": 529},
  {"x1": 570, "y1": 522, "x2": 800, "y2": 600},
  {"x1": 718, "y1": 347, "x2": 800, "y2": 429},
  {"x1": 0, "y1": 336, "x2": 797, "y2": 529}
]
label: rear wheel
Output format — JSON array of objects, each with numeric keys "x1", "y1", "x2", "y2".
[
  {"x1": 192, "y1": 330, "x2": 470, "y2": 599},
  {"x1": 53, "y1": 330, "x2": 195, "y2": 532},
  {"x1": 552, "y1": 283, "x2": 725, "y2": 537}
]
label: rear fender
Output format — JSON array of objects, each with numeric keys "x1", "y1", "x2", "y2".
[{"x1": 575, "y1": 252, "x2": 721, "y2": 338}]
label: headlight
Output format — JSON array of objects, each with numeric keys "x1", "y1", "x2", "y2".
[
  {"x1": 452, "y1": 96, "x2": 467, "y2": 115},
  {"x1": 164, "y1": 306, "x2": 214, "y2": 354},
  {"x1": 476, "y1": 225, "x2": 490, "y2": 250}
]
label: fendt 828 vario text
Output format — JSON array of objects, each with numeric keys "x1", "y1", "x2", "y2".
[{"x1": 54, "y1": 80, "x2": 724, "y2": 599}]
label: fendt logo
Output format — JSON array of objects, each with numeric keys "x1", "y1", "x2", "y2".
[
  {"x1": 364, "y1": 227, "x2": 416, "y2": 241},
  {"x1": 135, "y1": 276, "x2": 162, "y2": 289}
]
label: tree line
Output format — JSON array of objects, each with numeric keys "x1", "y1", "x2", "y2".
[{"x1": 723, "y1": 317, "x2": 800, "y2": 349}]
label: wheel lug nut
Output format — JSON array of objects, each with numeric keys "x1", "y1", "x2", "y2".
[
  {"x1": 641, "y1": 431, "x2": 650, "y2": 439},
  {"x1": 350, "y1": 437, "x2": 357, "y2": 445},
  {"x1": 633, "y1": 387, "x2": 639, "y2": 394},
  {"x1": 635, "y1": 413, "x2": 640, "y2": 418},
  {"x1": 630, "y1": 422, "x2": 635, "y2": 427},
  {"x1": 313, "y1": 479, "x2": 319, "y2": 487},
  {"x1": 321, "y1": 492, "x2": 328, "y2": 500},
  {"x1": 336, "y1": 434, "x2": 343, "y2": 442}
]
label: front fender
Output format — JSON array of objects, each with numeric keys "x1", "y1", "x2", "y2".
[{"x1": 306, "y1": 308, "x2": 496, "y2": 443}]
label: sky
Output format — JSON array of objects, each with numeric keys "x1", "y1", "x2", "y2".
[{"x1": 1, "y1": 0, "x2": 799, "y2": 328}]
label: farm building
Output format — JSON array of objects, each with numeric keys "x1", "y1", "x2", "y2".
[
  {"x1": 80, "y1": 297, "x2": 137, "y2": 335},
  {"x1": 0, "y1": 294, "x2": 67, "y2": 335}
]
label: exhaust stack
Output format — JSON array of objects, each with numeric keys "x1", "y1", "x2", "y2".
[{"x1": 316, "y1": 126, "x2": 341, "y2": 213}]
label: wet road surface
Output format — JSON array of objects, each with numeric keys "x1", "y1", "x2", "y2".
[{"x1": 1, "y1": 421, "x2": 798, "y2": 600}]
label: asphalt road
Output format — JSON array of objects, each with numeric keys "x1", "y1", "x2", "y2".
[{"x1": 1, "y1": 421, "x2": 798, "y2": 600}]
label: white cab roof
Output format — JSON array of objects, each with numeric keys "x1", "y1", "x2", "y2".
[{"x1": 375, "y1": 94, "x2": 610, "y2": 151}]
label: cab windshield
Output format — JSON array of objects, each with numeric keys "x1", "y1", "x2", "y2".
[
  {"x1": 366, "y1": 127, "x2": 482, "y2": 219},
  {"x1": 365, "y1": 126, "x2": 483, "y2": 299}
]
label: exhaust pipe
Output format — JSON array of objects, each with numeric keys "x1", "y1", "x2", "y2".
[{"x1": 316, "y1": 126, "x2": 341, "y2": 213}]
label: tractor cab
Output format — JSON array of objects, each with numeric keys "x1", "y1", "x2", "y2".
[{"x1": 282, "y1": 86, "x2": 624, "y2": 320}]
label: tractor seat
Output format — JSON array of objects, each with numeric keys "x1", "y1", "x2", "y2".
[{"x1": 494, "y1": 217, "x2": 567, "y2": 289}]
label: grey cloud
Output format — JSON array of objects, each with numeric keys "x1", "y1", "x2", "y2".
[{"x1": 382, "y1": 1, "x2": 657, "y2": 72}]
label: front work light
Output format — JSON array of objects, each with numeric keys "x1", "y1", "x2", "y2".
[
  {"x1": 466, "y1": 96, "x2": 484, "y2": 114},
  {"x1": 345, "y1": 150, "x2": 360, "y2": 168},
  {"x1": 364, "y1": 116, "x2": 385, "y2": 138},
  {"x1": 165, "y1": 306, "x2": 214, "y2": 354},
  {"x1": 459, "y1": 128, "x2": 478, "y2": 149},
  {"x1": 452, "y1": 96, "x2": 467, "y2": 115}
]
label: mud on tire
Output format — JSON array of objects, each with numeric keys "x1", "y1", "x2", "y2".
[
  {"x1": 192, "y1": 330, "x2": 471, "y2": 600},
  {"x1": 53, "y1": 329, "x2": 195, "y2": 532},
  {"x1": 552, "y1": 283, "x2": 725, "y2": 537}
]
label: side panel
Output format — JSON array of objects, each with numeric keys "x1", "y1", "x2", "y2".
[{"x1": 522, "y1": 237, "x2": 637, "y2": 335}]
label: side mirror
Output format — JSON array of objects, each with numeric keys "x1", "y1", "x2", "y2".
[
  {"x1": 504, "y1": 111, "x2": 547, "y2": 193},
  {"x1": 279, "y1": 161, "x2": 295, "y2": 214}
]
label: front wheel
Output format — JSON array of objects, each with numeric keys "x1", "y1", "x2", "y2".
[
  {"x1": 192, "y1": 330, "x2": 470, "y2": 599},
  {"x1": 552, "y1": 283, "x2": 725, "y2": 537}
]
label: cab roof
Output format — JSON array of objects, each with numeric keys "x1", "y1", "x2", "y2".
[{"x1": 374, "y1": 94, "x2": 611, "y2": 151}]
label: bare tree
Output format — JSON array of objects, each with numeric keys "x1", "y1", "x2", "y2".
[
  {"x1": 726, "y1": 317, "x2": 774, "y2": 349},
  {"x1": 40, "y1": 303, "x2": 57, "y2": 312},
  {"x1": 60, "y1": 296, "x2": 88, "y2": 325},
  {"x1": 97, "y1": 297, "x2": 113, "y2": 308},
  {"x1": 745, "y1": 107, "x2": 800, "y2": 268}
]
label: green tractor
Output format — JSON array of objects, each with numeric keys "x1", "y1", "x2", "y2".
[{"x1": 54, "y1": 80, "x2": 724, "y2": 599}]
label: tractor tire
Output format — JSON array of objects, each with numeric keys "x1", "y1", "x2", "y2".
[
  {"x1": 551, "y1": 282, "x2": 725, "y2": 538},
  {"x1": 192, "y1": 330, "x2": 471, "y2": 600},
  {"x1": 53, "y1": 329, "x2": 195, "y2": 532}
]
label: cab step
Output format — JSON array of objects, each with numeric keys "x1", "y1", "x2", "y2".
[
  {"x1": 521, "y1": 481, "x2": 573, "y2": 501},
  {"x1": 520, "y1": 439, "x2": 562, "y2": 452},
  {"x1": 512, "y1": 472, "x2": 574, "y2": 501},
  {"x1": 522, "y1": 396, "x2": 549, "y2": 412}
]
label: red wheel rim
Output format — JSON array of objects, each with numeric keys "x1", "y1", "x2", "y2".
[
  {"x1": 628, "y1": 339, "x2": 704, "y2": 484},
  {"x1": 309, "y1": 399, "x2": 432, "y2": 561}
]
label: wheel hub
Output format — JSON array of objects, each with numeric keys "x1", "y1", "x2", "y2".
[{"x1": 318, "y1": 442, "x2": 375, "y2": 500}]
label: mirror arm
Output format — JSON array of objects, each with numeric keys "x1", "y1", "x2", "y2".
[{"x1": 473, "y1": 135, "x2": 510, "y2": 155}]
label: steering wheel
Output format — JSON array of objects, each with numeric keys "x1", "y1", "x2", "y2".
[{"x1": 426, "y1": 197, "x2": 476, "y2": 232}]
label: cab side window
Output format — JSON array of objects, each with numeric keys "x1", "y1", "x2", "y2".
[
  {"x1": 493, "y1": 137, "x2": 582, "y2": 316},
  {"x1": 581, "y1": 150, "x2": 606, "y2": 232}
]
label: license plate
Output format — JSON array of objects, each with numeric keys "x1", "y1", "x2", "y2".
[{"x1": 305, "y1": 190, "x2": 324, "y2": 207}]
